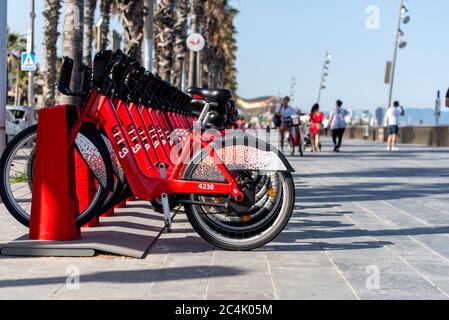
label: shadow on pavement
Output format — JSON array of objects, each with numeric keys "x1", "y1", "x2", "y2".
[
  {"x1": 295, "y1": 180, "x2": 449, "y2": 202},
  {"x1": 0, "y1": 265, "x2": 245, "y2": 289},
  {"x1": 304, "y1": 167, "x2": 449, "y2": 179},
  {"x1": 264, "y1": 240, "x2": 392, "y2": 252}
]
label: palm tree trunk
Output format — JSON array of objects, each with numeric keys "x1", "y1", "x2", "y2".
[
  {"x1": 14, "y1": 66, "x2": 21, "y2": 106},
  {"x1": 202, "y1": 0, "x2": 222, "y2": 88},
  {"x1": 152, "y1": 2, "x2": 162, "y2": 74},
  {"x1": 59, "y1": 0, "x2": 84, "y2": 106},
  {"x1": 43, "y1": 0, "x2": 62, "y2": 106},
  {"x1": 84, "y1": 0, "x2": 97, "y2": 65},
  {"x1": 197, "y1": 1, "x2": 238, "y2": 90},
  {"x1": 117, "y1": 0, "x2": 144, "y2": 63},
  {"x1": 222, "y1": 7, "x2": 238, "y2": 91},
  {"x1": 171, "y1": 0, "x2": 189, "y2": 88},
  {"x1": 154, "y1": 0, "x2": 175, "y2": 81},
  {"x1": 100, "y1": 0, "x2": 112, "y2": 50}
]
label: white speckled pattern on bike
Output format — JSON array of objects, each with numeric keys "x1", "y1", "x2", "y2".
[{"x1": 75, "y1": 133, "x2": 108, "y2": 187}]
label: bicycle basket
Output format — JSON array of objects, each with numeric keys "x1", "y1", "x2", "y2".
[{"x1": 291, "y1": 115, "x2": 300, "y2": 126}]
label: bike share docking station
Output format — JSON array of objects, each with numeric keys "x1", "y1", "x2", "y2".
[{"x1": 0, "y1": 105, "x2": 167, "y2": 259}]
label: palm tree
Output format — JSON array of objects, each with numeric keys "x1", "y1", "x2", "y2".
[
  {"x1": 99, "y1": 0, "x2": 112, "y2": 51},
  {"x1": 153, "y1": 0, "x2": 176, "y2": 81},
  {"x1": 6, "y1": 29, "x2": 27, "y2": 105},
  {"x1": 43, "y1": 0, "x2": 62, "y2": 106},
  {"x1": 220, "y1": 4, "x2": 238, "y2": 91},
  {"x1": 84, "y1": 0, "x2": 97, "y2": 65},
  {"x1": 201, "y1": 0, "x2": 223, "y2": 88},
  {"x1": 59, "y1": 0, "x2": 84, "y2": 106},
  {"x1": 200, "y1": 0, "x2": 238, "y2": 90},
  {"x1": 116, "y1": 0, "x2": 145, "y2": 63},
  {"x1": 171, "y1": 0, "x2": 189, "y2": 88}
]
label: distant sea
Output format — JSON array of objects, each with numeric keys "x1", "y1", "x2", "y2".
[{"x1": 401, "y1": 108, "x2": 449, "y2": 126}]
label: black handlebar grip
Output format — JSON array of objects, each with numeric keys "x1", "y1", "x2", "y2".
[{"x1": 57, "y1": 57, "x2": 74, "y2": 95}]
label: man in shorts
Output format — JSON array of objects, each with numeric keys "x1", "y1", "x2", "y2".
[{"x1": 384, "y1": 101, "x2": 405, "y2": 151}]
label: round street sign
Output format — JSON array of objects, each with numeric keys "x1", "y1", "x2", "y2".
[{"x1": 186, "y1": 33, "x2": 205, "y2": 52}]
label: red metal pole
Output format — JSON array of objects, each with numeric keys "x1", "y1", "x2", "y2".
[{"x1": 29, "y1": 106, "x2": 80, "y2": 240}]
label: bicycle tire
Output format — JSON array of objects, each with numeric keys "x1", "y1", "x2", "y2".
[
  {"x1": 181, "y1": 134, "x2": 295, "y2": 250},
  {"x1": 0, "y1": 125, "x2": 109, "y2": 228},
  {"x1": 98, "y1": 177, "x2": 125, "y2": 214}
]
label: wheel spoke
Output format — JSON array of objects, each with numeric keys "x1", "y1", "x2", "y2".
[
  {"x1": 24, "y1": 201, "x2": 32, "y2": 212},
  {"x1": 16, "y1": 191, "x2": 32, "y2": 200},
  {"x1": 11, "y1": 184, "x2": 29, "y2": 193}
]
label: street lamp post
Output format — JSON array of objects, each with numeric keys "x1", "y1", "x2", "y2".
[
  {"x1": 435, "y1": 90, "x2": 441, "y2": 126},
  {"x1": 386, "y1": 0, "x2": 410, "y2": 110},
  {"x1": 28, "y1": 0, "x2": 36, "y2": 108},
  {"x1": 290, "y1": 77, "x2": 296, "y2": 102},
  {"x1": 317, "y1": 50, "x2": 331, "y2": 104},
  {"x1": 0, "y1": 0, "x2": 7, "y2": 153},
  {"x1": 188, "y1": 1, "x2": 202, "y2": 88}
]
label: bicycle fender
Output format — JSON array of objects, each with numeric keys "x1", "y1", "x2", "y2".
[
  {"x1": 184, "y1": 133, "x2": 295, "y2": 182},
  {"x1": 220, "y1": 134, "x2": 294, "y2": 172},
  {"x1": 75, "y1": 123, "x2": 114, "y2": 191},
  {"x1": 101, "y1": 133, "x2": 125, "y2": 183}
]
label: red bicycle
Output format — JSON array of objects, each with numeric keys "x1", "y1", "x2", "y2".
[
  {"x1": 286, "y1": 115, "x2": 304, "y2": 157},
  {"x1": 0, "y1": 50, "x2": 296, "y2": 250}
]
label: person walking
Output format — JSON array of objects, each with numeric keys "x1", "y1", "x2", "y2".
[
  {"x1": 236, "y1": 117, "x2": 246, "y2": 130},
  {"x1": 445, "y1": 87, "x2": 449, "y2": 108},
  {"x1": 322, "y1": 117, "x2": 329, "y2": 136},
  {"x1": 309, "y1": 104, "x2": 324, "y2": 152},
  {"x1": 384, "y1": 101, "x2": 405, "y2": 151},
  {"x1": 328, "y1": 100, "x2": 349, "y2": 152},
  {"x1": 274, "y1": 96, "x2": 296, "y2": 152}
]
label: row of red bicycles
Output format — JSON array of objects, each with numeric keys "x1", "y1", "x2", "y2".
[{"x1": 0, "y1": 50, "x2": 295, "y2": 250}]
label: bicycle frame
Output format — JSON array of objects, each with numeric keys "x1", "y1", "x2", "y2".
[
  {"x1": 111, "y1": 81, "x2": 232, "y2": 178},
  {"x1": 70, "y1": 89, "x2": 245, "y2": 202},
  {"x1": 289, "y1": 125, "x2": 300, "y2": 146}
]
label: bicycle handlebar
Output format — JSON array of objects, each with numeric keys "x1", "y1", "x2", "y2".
[{"x1": 58, "y1": 49, "x2": 232, "y2": 117}]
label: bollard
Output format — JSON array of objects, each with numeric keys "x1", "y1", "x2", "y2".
[{"x1": 29, "y1": 105, "x2": 80, "y2": 241}]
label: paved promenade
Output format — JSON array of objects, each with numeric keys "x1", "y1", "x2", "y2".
[{"x1": 1, "y1": 138, "x2": 449, "y2": 299}]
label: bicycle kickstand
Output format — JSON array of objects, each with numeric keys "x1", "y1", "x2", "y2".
[{"x1": 159, "y1": 163, "x2": 172, "y2": 233}]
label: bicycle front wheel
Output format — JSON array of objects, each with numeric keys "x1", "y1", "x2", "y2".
[{"x1": 0, "y1": 125, "x2": 108, "y2": 228}]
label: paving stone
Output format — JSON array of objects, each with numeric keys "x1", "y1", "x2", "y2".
[{"x1": 1, "y1": 138, "x2": 449, "y2": 299}]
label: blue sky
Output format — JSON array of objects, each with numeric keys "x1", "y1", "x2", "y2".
[
  {"x1": 6, "y1": 0, "x2": 449, "y2": 112},
  {"x1": 230, "y1": 0, "x2": 449, "y2": 112}
]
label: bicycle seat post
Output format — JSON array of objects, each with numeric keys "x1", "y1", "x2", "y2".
[{"x1": 195, "y1": 102, "x2": 211, "y2": 131}]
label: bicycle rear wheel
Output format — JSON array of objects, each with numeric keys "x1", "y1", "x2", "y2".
[{"x1": 183, "y1": 169, "x2": 295, "y2": 251}]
